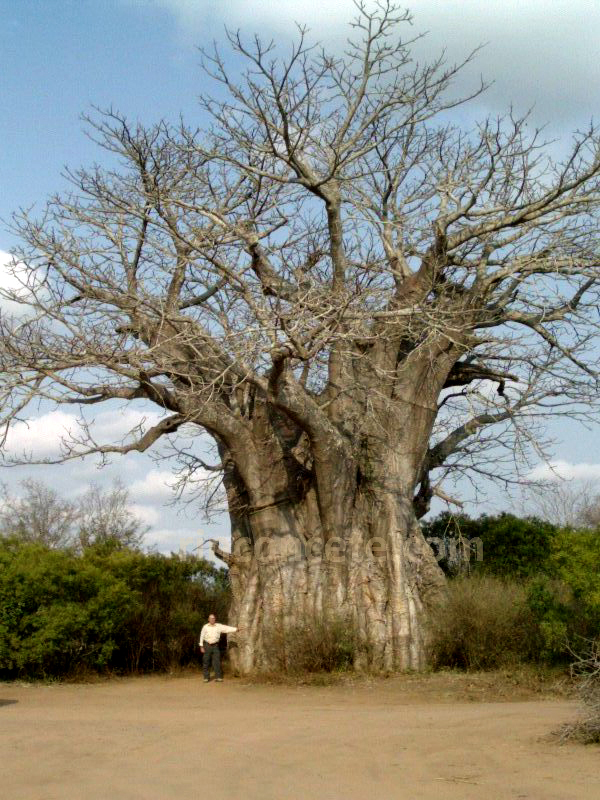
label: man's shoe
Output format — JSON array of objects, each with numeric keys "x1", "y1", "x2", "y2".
[
  {"x1": 216, "y1": 678, "x2": 223, "y2": 682},
  {"x1": 203, "y1": 679, "x2": 210, "y2": 683}
]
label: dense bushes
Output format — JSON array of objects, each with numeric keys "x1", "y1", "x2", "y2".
[
  {"x1": 0, "y1": 537, "x2": 230, "y2": 679},
  {"x1": 424, "y1": 512, "x2": 600, "y2": 669},
  {"x1": 0, "y1": 542, "x2": 135, "y2": 676},
  {"x1": 427, "y1": 575, "x2": 541, "y2": 670},
  {"x1": 2, "y1": 506, "x2": 598, "y2": 679}
]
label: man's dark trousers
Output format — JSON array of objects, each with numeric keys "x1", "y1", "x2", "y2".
[{"x1": 202, "y1": 642, "x2": 222, "y2": 680}]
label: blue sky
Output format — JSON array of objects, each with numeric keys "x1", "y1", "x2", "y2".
[
  {"x1": 1, "y1": 0, "x2": 600, "y2": 552},
  {"x1": 1, "y1": 1, "x2": 205, "y2": 228}
]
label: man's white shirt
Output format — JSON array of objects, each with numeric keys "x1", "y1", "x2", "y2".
[{"x1": 199, "y1": 623, "x2": 238, "y2": 646}]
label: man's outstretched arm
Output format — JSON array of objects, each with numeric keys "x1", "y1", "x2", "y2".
[{"x1": 218, "y1": 624, "x2": 238, "y2": 634}]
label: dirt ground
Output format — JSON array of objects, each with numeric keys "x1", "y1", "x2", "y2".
[{"x1": 1, "y1": 671, "x2": 598, "y2": 800}]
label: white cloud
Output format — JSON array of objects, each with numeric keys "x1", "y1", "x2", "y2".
[
  {"x1": 150, "y1": 529, "x2": 231, "y2": 560},
  {"x1": 2, "y1": 406, "x2": 169, "y2": 461},
  {"x1": 137, "y1": 0, "x2": 600, "y2": 132},
  {"x1": 144, "y1": 526, "x2": 211, "y2": 554},
  {"x1": 129, "y1": 503, "x2": 161, "y2": 526},
  {"x1": 143, "y1": 527, "x2": 184, "y2": 552},
  {"x1": 3, "y1": 410, "x2": 80, "y2": 459},
  {"x1": 92, "y1": 406, "x2": 167, "y2": 443},
  {"x1": 0, "y1": 413, "x2": 229, "y2": 554},
  {"x1": 129, "y1": 468, "x2": 178, "y2": 503},
  {"x1": 128, "y1": 456, "x2": 215, "y2": 503},
  {"x1": 179, "y1": 0, "x2": 348, "y2": 32},
  {"x1": 527, "y1": 459, "x2": 600, "y2": 483}
]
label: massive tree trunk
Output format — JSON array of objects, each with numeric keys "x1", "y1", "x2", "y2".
[
  {"x1": 214, "y1": 374, "x2": 448, "y2": 674},
  {"x1": 221, "y1": 464, "x2": 445, "y2": 674}
]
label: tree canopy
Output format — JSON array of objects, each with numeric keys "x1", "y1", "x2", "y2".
[{"x1": 1, "y1": 3, "x2": 599, "y2": 504}]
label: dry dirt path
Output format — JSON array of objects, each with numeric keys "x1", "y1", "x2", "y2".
[{"x1": 1, "y1": 673, "x2": 598, "y2": 799}]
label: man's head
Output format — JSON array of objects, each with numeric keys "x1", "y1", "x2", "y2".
[{"x1": 208, "y1": 613, "x2": 216, "y2": 624}]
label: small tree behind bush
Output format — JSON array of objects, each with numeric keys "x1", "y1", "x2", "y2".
[
  {"x1": 77, "y1": 482, "x2": 148, "y2": 550},
  {"x1": 0, "y1": 480, "x2": 79, "y2": 549},
  {"x1": 0, "y1": 479, "x2": 148, "y2": 551}
]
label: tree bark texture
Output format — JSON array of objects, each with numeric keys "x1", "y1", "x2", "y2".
[{"x1": 215, "y1": 357, "x2": 449, "y2": 673}]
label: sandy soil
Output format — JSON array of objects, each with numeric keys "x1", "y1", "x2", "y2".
[{"x1": 1, "y1": 672, "x2": 598, "y2": 800}]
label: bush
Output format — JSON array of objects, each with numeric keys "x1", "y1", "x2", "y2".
[
  {"x1": 264, "y1": 613, "x2": 356, "y2": 674},
  {"x1": 548, "y1": 529, "x2": 600, "y2": 636},
  {"x1": 525, "y1": 576, "x2": 572, "y2": 661},
  {"x1": 427, "y1": 574, "x2": 541, "y2": 670},
  {"x1": 87, "y1": 546, "x2": 229, "y2": 672},
  {"x1": 423, "y1": 512, "x2": 600, "y2": 667},
  {"x1": 0, "y1": 539, "x2": 136, "y2": 677},
  {"x1": 524, "y1": 530, "x2": 600, "y2": 662},
  {"x1": 0, "y1": 537, "x2": 230, "y2": 679}
]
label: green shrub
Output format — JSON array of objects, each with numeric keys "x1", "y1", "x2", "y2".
[
  {"x1": 0, "y1": 537, "x2": 230, "y2": 679},
  {"x1": 523, "y1": 531, "x2": 600, "y2": 662},
  {"x1": 548, "y1": 529, "x2": 600, "y2": 636},
  {"x1": 0, "y1": 540, "x2": 136, "y2": 677}
]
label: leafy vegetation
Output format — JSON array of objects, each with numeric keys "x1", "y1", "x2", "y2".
[
  {"x1": 0, "y1": 537, "x2": 229, "y2": 679},
  {"x1": 421, "y1": 512, "x2": 558, "y2": 577},
  {"x1": 424, "y1": 512, "x2": 600, "y2": 669}
]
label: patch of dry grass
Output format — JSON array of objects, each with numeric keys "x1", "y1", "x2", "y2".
[
  {"x1": 238, "y1": 664, "x2": 569, "y2": 700},
  {"x1": 262, "y1": 613, "x2": 356, "y2": 675},
  {"x1": 426, "y1": 574, "x2": 541, "y2": 670}
]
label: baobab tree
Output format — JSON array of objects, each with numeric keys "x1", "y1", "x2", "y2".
[{"x1": 2, "y1": 2, "x2": 600, "y2": 672}]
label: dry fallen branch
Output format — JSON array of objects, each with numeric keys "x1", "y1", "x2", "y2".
[{"x1": 557, "y1": 639, "x2": 600, "y2": 744}]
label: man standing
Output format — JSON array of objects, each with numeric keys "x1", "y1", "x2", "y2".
[{"x1": 199, "y1": 614, "x2": 239, "y2": 682}]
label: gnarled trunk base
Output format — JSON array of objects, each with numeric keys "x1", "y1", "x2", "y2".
[{"x1": 222, "y1": 492, "x2": 445, "y2": 674}]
